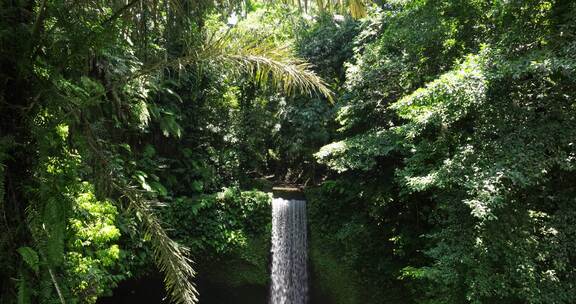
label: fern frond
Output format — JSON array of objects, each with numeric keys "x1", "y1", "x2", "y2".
[
  {"x1": 17, "y1": 247, "x2": 40, "y2": 274},
  {"x1": 25, "y1": 204, "x2": 69, "y2": 304}
]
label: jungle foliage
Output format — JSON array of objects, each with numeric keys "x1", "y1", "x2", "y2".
[
  {"x1": 314, "y1": 0, "x2": 576, "y2": 303},
  {"x1": 1, "y1": 0, "x2": 575, "y2": 303},
  {"x1": 0, "y1": 0, "x2": 327, "y2": 303}
]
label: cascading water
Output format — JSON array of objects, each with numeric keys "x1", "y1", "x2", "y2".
[{"x1": 270, "y1": 197, "x2": 308, "y2": 304}]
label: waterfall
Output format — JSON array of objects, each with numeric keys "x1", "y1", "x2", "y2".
[{"x1": 270, "y1": 197, "x2": 308, "y2": 304}]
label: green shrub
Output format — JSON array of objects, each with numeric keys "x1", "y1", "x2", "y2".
[{"x1": 162, "y1": 187, "x2": 272, "y2": 287}]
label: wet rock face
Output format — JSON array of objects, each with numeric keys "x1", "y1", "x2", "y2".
[{"x1": 270, "y1": 198, "x2": 309, "y2": 304}]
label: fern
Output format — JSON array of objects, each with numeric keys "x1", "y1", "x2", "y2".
[
  {"x1": 17, "y1": 247, "x2": 40, "y2": 274},
  {"x1": 17, "y1": 275, "x2": 31, "y2": 304}
]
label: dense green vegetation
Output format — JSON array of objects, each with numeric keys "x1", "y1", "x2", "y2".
[{"x1": 1, "y1": 0, "x2": 575, "y2": 303}]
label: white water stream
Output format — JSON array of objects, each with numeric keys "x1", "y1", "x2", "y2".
[{"x1": 270, "y1": 198, "x2": 308, "y2": 304}]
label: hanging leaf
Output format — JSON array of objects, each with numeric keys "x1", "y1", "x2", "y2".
[{"x1": 17, "y1": 247, "x2": 39, "y2": 274}]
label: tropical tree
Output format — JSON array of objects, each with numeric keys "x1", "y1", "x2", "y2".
[{"x1": 0, "y1": 1, "x2": 330, "y2": 303}]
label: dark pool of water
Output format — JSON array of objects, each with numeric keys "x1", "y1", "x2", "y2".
[{"x1": 97, "y1": 273, "x2": 335, "y2": 304}]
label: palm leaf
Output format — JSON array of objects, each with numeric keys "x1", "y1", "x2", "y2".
[
  {"x1": 202, "y1": 28, "x2": 334, "y2": 101},
  {"x1": 116, "y1": 184, "x2": 198, "y2": 304},
  {"x1": 217, "y1": 47, "x2": 334, "y2": 100},
  {"x1": 78, "y1": 118, "x2": 198, "y2": 304},
  {"x1": 348, "y1": 0, "x2": 366, "y2": 18},
  {"x1": 129, "y1": 28, "x2": 333, "y2": 101}
]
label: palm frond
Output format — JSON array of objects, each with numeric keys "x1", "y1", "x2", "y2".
[
  {"x1": 348, "y1": 0, "x2": 367, "y2": 18},
  {"x1": 203, "y1": 29, "x2": 334, "y2": 101},
  {"x1": 0, "y1": 162, "x2": 4, "y2": 210},
  {"x1": 129, "y1": 29, "x2": 333, "y2": 101},
  {"x1": 79, "y1": 120, "x2": 198, "y2": 304},
  {"x1": 17, "y1": 276, "x2": 31, "y2": 304},
  {"x1": 219, "y1": 48, "x2": 334, "y2": 101},
  {"x1": 116, "y1": 184, "x2": 198, "y2": 304}
]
